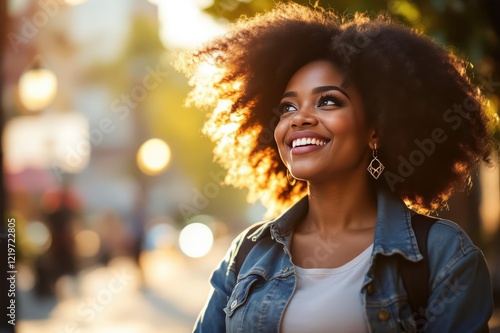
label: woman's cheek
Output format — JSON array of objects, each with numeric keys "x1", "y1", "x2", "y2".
[{"x1": 274, "y1": 120, "x2": 287, "y2": 144}]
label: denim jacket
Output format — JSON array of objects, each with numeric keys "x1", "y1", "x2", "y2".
[{"x1": 194, "y1": 190, "x2": 493, "y2": 332}]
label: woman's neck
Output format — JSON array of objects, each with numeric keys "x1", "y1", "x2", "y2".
[{"x1": 304, "y1": 176, "x2": 377, "y2": 234}]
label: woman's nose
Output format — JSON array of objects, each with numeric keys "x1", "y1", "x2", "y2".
[{"x1": 290, "y1": 107, "x2": 318, "y2": 128}]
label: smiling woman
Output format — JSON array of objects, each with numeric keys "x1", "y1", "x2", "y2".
[{"x1": 176, "y1": 2, "x2": 498, "y2": 332}]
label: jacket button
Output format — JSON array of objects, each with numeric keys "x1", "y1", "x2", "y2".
[
  {"x1": 230, "y1": 299, "x2": 238, "y2": 309},
  {"x1": 366, "y1": 283, "x2": 374, "y2": 295},
  {"x1": 377, "y1": 309, "x2": 390, "y2": 322}
]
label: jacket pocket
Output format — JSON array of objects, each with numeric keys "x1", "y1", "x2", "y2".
[{"x1": 224, "y1": 275, "x2": 260, "y2": 317}]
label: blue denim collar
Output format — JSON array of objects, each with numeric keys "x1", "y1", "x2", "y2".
[
  {"x1": 248, "y1": 189, "x2": 422, "y2": 262},
  {"x1": 372, "y1": 189, "x2": 421, "y2": 262}
]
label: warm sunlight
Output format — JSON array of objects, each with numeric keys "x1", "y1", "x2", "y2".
[{"x1": 153, "y1": 0, "x2": 226, "y2": 49}]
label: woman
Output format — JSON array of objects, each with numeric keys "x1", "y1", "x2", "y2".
[{"x1": 177, "y1": 3, "x2": 498, "y2": 332}]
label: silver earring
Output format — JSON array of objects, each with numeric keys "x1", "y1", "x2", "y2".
[
  {"x1": 367, "y1": 144, "x2": 385, "y2": 179},
  {"x1": 286, "y1": 169, "x2": 297, "y2": 186}
]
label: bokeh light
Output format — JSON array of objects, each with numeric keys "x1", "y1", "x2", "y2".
[
  {"x1": 17, "y1": 264, "x2": 35, "y2": 292},
  {"x1": 3, "y1": 112, "x2": 90, "y2": 174},
  {"x1": 18, "y1": 68, "x2": 58, "y2": 111},
  {"x1": 178, "y1": 223, "x2": 213, "y2": 258},
  {"x1": 145, "y1": 222, "x2": 177, "y2": 251},
  {"x1": 75, "y1": 230, "x2": 101, "y2": 257},
  {"x1": 64, "y1": 0, "x2": 87, "y2": 5},
  {"x1": 136, "y1": 138, "x2": 172, "y2": 176},
  {"x1": 25, "y1": 221, "x2": 52, "y2": 254}
]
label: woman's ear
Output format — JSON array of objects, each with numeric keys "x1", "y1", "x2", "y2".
[{"x1": 368, "y1": 127, "x2": 381, "y2": 150}]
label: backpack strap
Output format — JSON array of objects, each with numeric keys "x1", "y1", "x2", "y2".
[
  {"x1": 399, "y1": 213, "x2": 437, "y2": 326},
  {"x1": 233, "y1": 222, "x2": 265, "y2": 276}
]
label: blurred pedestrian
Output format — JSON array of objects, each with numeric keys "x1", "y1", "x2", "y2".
[{"x1": 35, "y1": 189, "x2": 78, "y2": 297}]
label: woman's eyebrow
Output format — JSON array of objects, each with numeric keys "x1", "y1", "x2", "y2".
[
  {"x1": 312, "y1": 85, "x2": 350, "y2": 99},
  {"x1": 281, "y1": 85, "x2": 350, "y2": 100},
  {"x1": 282, "y1": 91, "x2": 297, "y2": 98}
]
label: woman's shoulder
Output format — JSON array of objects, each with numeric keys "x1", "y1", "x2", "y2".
[
  {"x1": 426, "y1": 217, "x2": 487, "y2": 285},
  {"x1": 427, "y1": 218, "x2": 480, "y2": 255}
]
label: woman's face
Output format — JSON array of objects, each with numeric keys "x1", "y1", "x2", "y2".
[{"x1": 274, "y1": 60, "x2": 375, "y2": 183}]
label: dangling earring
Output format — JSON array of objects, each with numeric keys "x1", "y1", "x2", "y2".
[
  {"x1": 286, "y1": 169, "x2": 297, "y2": 186},
  {"x1": 367, "y1": 143, "x2": 385, "y2": 179}
]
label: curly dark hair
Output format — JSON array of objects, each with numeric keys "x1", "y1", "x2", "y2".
[{"x1": 176, "y1": 2, "x2": 499, "y2": 216}]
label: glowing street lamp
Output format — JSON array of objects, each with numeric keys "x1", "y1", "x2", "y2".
[
  {"x1": 136, "y1": 138, "x2": 172, "y2": 176},
  {"x1": 18, "y1": 61, "x2": 58, "y2": 112}
]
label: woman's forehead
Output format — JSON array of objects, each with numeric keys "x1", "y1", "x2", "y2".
[{"x1": 285, "y1": 60, "x2": 348, "y2": 92}]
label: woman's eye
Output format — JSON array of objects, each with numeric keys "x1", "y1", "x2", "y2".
[
  {"x1": 318, "y1": 97, "x2": 339, "y2": 107},
  {"x1": 280, "y1": 103, "x2": 297, "y2": 113}
]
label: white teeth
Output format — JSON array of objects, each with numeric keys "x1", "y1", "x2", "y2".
[{"x1": 292, "y1": 137, "x2": 327, "y2": 148}]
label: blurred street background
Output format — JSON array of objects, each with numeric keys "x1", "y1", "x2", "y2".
[{"x1": 1, "y1": 0, "x2": 499, "y2": 332}]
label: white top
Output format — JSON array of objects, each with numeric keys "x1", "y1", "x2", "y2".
[{"x1": 281, "y1": 244, "x2": 373, "y2": 333}]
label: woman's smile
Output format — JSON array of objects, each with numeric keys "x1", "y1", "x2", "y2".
[
  {"x1": 290, "y1": 140, "x2": 328, "y2": 155},
  {"x1": 287, "y1": 130, "x2": 331, "y2": 155}
]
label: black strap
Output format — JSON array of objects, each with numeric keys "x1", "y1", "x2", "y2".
[{"x1": 399, "y1": 214, "x2": 437, "y2": 327}]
